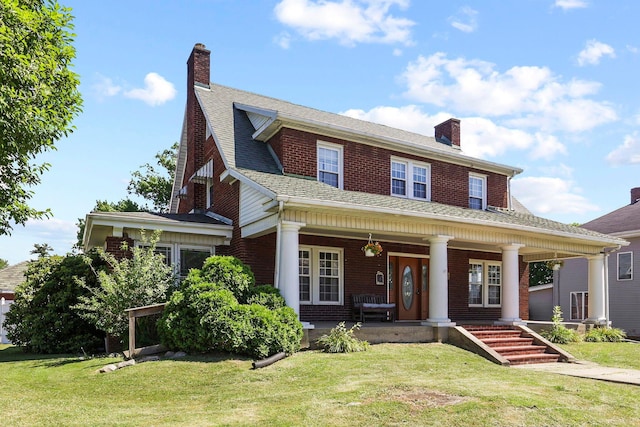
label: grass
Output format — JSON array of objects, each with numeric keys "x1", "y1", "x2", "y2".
[
  {"x1": 1, "y1": 342, "x2": 640, "y2": 426},
  {"x1": 560, "y1": 341, "x2": 640, "y2": 369}
]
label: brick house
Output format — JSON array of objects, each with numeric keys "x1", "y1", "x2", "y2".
[{"x1": 83, "y1": 43, "x2": 626, "y2": 330}]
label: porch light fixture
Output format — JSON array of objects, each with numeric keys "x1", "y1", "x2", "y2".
[{"x1": 362, "y1": 233, "x2": 383, "y2": 257}]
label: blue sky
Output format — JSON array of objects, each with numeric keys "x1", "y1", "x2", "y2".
[{"x1": 2, "y1": 0, "x2": 639, "y2": 265}]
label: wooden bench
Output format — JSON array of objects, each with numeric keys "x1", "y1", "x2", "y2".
[{"x1": 351, "y1": 294, "x2": 396, "y2": 322}]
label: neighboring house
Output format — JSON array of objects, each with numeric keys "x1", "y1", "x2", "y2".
[
  {"x1": 83, "y1": 43, "x2": 625, "y2": 331},
  {"x1": 528, "y1": 284, "x2": 554, "y2": 321},
  {"x1": 0, "y1": 261, "x2": 29, "y2": 344},
  {"x1": 555, "y1": 187, "x2": 640, "y2": 337}
]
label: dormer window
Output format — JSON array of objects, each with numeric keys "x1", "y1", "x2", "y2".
[
  {"x1": 469, "y1": 173, "x2": 487, "y2": 210},
  {"x1": 391, "y1": 158, "x2": 430, "y2": 200},
  {"x1": 317, "y1": 141, "x2": 343, "y2": 189}
]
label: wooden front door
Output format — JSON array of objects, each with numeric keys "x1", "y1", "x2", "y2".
[{"x1": 389, "y1": 256, "x2": 429, "y2": 321}]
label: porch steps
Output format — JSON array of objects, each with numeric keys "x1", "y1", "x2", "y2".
[{"x1": 463, "y1": 325, "x2": 561, "y2": 365}]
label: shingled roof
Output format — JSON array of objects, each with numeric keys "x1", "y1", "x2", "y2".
[
  {"x1": 233, "y1": 168, "x2": 625, "y2": 246},
  {"x1": 581, "y1": 199, "x2": 640, "y2": 236},
  {"x1": 0, "y1": 261, "x2": 29, "y2": 294}
]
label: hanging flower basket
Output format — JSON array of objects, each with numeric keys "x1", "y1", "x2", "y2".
[
  {"x1": 546, "y1": 259, "x2": 564, "y2": 271},
  {"x1": 362, "y1": 234, "x2": 383, "y2": 257}
]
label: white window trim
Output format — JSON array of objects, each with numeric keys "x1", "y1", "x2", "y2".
[
  {"x1": 136, "y1": 242, "x2": 214, "y2": 277},
  {"x1": 317, "y1": 141, "x2": 343, "y2": 189},
  {"x1": 468, "y1": 259, "x2": 502, "y2": 308},
  {"x1": 299, "y1": 245, "x2": 344, "y2": 306},
  {"x1": 390, "y1": 157, "x2": 431, "y2": 201},
  {"x1": 570, "y1": 291, "x2": 588, "y2": 321},
  {"x1": 206, "y1": 178, "x2": 214, "y2": 208},
  {"x1": 617, "y1": 251, "x2": 633, "y2": 281},
  {"x1": 469, "y1": 173, "x2": 487, "y2": 210}
]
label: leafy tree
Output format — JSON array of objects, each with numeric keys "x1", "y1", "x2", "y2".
[
  {"x1": 30, "y1": 242, "x2": 53, "y2": 258},
  {"x1": 529, "y1": 261, "x2": 553, "y2": 287},
  {"x1": 0, "y1": 258, "x2": 8, "y2": 269},
  {"x1": 4, "y1": 254, "x2": 105, "y2": 353},
  {"x1": 74, "y1": 231, "x2": 176, "y2": 342},
  {"x1": 0, "y1": 0, "x2": 82, "y2": 235},
  {"x1": 127, "y1": 142, "x2": 179, "y2": 212}
]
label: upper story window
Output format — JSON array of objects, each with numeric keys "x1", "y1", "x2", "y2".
[
  {"x1": 317, "y1": 141, "x2": 343, "y2": 189},
  {"x1": 469, "y1": 173, "x2": 487, "y2": 210},
  {"x1": 391, "y1": 158, "x2": 430, "y2": 200},
  {"x1": 617, "y1": 252, "x2": 633, "y2": 281}
]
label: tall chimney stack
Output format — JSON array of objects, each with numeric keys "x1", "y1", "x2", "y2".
[
  {"x1": 434, "y1": 118, "x2": 461, "y2": 147},
  {"x1": 187, "y1": 43, "x2": 210, "y2": 88},
  {"x1": 631, "y1": 187, "x2": 640, "y2": 204}
]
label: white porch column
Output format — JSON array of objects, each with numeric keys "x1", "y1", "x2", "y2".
[
  {"x1": 424, "y1": 235, "x2": 455, "y2": 327},
  {"x1": 499, "y1": 244, "x2": 525, "y2": 324},
  {"x1": 277, "y1": 221, "x2": 305, "y2": 320},
  {"x1": 586, "y1": 254, "x2": 606, "y2": 325}
]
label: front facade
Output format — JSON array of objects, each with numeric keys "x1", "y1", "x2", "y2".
[
  {"x1": 556, "y1": 187, "x2": 640, "y2": 337},
  {"x1": 85, "y1": 43, "x2": 626, "y2": 330}
]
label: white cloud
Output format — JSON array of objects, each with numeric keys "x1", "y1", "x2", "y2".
[
  {"x1": 25, "y1": 218, "x2": 78, "y2": 236},
  {"x1": 511, "y1": 176, "x2": 599, "y2": 216},
  {"x1": 627, "y1": 44, "x2": 639, "y2": 54},
  {"x1": 401, "y1": 52, "x2": 617, "y2": 132},
  {"x1": 124, "y1": 73, "x2": 177, "y2": 106},
  {"x1": 606, "y1": 133, "x2": 640, "y2": 166},
  {"x1": 449, "y1": 6, "x2": 478, "y2": 33},
  {"x1": 392, "y1": 48, "x2": 403, "y2": 56},
  {"x1": 273, "y1": 0, "x2": 415, "y2": 47},
  {"x1": 553, "y1": 0, "x2": 588, "y2": 10},
  {"x1": 274, "y1": 31, "x2": 292, "y2": 49},
  {"x1": 93, "y1": 74, "x2": 122, "y2": 99},
  {"x1": 577, "y1": 39, "x2": 615, "y2": 66},
  {"x1": 342, "y1": 106, "x2": 567, "y2": 161}
]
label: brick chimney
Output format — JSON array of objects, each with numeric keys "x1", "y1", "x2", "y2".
[
  {"x1": 187, "y1": 43, "x2": 210, "y2": 88},
  {"x1": 182, "y1": 43, "x2": 211, "y2": 213},
  {"x1": 631, "y1": 187, "x2": 640, "y2": 204},
  {"x1": 434, "y1": 118, "x2": 461, "y2": 147}
]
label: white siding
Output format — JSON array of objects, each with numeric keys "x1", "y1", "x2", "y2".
[{"x1": 239, "y1": 183, "x2": 273, "y2": 227}]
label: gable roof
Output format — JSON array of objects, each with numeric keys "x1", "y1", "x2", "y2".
[
  {"x1": 229, "y1": 168, "x2": 626, "y2": 248},
  {"x1": 194, "y1": 83, "x2": 523, "y2": 176},
  {"x1": 581, "y1": 201, "x2": 640, "y2": 238},
  {"x1": 0, "y1": 261, "x2": 29, "y2": 294}
]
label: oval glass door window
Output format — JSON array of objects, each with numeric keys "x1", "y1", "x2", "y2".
[{"x1": 402, "y1": 266, "x2": 414, "y2": 310}]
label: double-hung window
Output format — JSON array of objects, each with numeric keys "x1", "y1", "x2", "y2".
[
  {"x1": 570, "y1": 291, "x2": 588, "y2": 320},
  {"x1": 469, "y1": 173, "x2": 487, "y2": 210},
  {"x1": 317, "y1": 142, "x2": 343, "y2": 189},
  {"x1": 617, "y1": 252, "x2": 633, "y2": 281},
  {"x1": 391, "y1": 158, "x2": 430, "y2": 200},
  {"x1": 299, "y1": 246, "x2": 343, "y2": 305},
  {"x1": 468, "y1": 260, "x2": 501, "y2": 307},
  {"x1": 136, "y1": 242, "x2": 212, "y2": 278}
]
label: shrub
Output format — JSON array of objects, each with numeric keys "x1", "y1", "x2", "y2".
[
  {"x1": 316, "y1": 322, "x2": 369, "y2": 353},
  {"x1": 192, "y1": 256, "x2": 255, "y2": 303},
  {"x1": 540, "y1": 306, "x2": 580, "y2": 344},
  {"x1": 4, "y1": 254, "x2": 104, "y2": 354},
  {"x1": 74, "y1": 232, "x2": 176, "y2": 342},
  {"x1": 584, "y1": 327, "x2": 627, "y2": 342},
  {"x1": 158, "y1": 258, "x2": 303, "y2": 359},
  {"x1": 246, "y1": 284, "x2": 286, "y2": 310}
]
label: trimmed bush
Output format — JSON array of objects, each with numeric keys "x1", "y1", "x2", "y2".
[
  {"x1": 192, "y1": 256, "x2": 255, "y2": 303},
  {"x1": 584, "y1": 327, "x2": 627, "y2": 342},
  {"x1": 158, "y1": 257, "x2": 303, "y2": 358}
]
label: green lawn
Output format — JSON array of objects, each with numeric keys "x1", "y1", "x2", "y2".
[{"x1": 1, "y1": 342, "x2": 639, "y2": 426}]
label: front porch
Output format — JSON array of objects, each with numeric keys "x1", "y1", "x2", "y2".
[{"x1": 304, "y1": 321, "x2": 575, "y2": 366}]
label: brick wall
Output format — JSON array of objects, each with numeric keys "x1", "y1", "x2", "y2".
[
  {"x1": 105, "y1": 235, "x2": 134, "y2": 260},
  {"x1": 270, "y1": 128, "x2": 509, "y2": 209}
]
